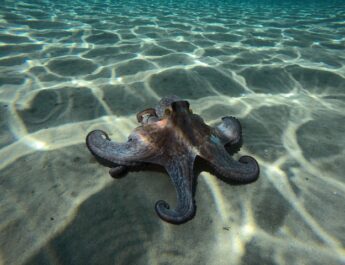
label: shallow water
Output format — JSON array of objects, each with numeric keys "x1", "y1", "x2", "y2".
[{"x1": 1, "y1": 0, "x2": 345, "y2": 264}]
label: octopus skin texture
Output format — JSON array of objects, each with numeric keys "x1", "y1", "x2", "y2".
[{"x1": 86, "y1": 96, "x2": 259, "y2": 224}]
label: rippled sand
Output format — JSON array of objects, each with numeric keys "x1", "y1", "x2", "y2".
[{"x1": 0, "y1": 1, "x2": 344, "y2": 265}]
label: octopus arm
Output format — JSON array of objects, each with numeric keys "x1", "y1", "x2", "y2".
[
  {"x1": 213, "y1": 116, "x2": 242, "y2": 145},
  {"x1": 86, "y1": 130, "x2": 157, "y2": 166},
  {"x1": 201, "y1": 143, "x2": 259, "y2": 183},
  {"x1": 155, "y1": 155, "x2": 196, "y2": 224}
]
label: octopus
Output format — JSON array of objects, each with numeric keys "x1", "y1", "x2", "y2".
[{"x1": 86, "y1": 96, "x2": 259, "y2": 224}]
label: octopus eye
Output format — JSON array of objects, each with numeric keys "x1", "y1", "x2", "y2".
[{"x1": 164, "y1": 108, "x2": 172, "y2": 116}]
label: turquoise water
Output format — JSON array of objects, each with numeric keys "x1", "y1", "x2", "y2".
[{"x1": 1, "y1": 0, "x2": 345, "y2": 264}]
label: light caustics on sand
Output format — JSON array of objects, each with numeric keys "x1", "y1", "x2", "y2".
[{"x1": 0, "y1": 1, "x2": 345, "y2": 265}]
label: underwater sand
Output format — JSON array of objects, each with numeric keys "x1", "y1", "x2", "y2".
[{"x1": 0, "y1": 0, "x2": 344, "y2": 264}]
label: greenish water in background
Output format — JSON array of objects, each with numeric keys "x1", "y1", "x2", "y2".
[{"x1": 0, "y1": 1, "x2": 344, "y2": 264}]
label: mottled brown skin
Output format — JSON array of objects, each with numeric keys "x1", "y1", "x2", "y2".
[{"x1": 86, "y1": 96, "x2": 259, "y2": 224}]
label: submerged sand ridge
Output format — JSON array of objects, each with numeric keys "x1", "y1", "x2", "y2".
[{"x1": 0, "y1": 0, "x2": 345, "y2": 264}]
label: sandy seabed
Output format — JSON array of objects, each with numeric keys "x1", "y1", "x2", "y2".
[{"x1": 0, "y1": 1, "x2": 344, "y2": 264}]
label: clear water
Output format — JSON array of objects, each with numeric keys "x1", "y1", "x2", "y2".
[{"x1": 0, "y1": 0, "x2": 344, "y2": 264}]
